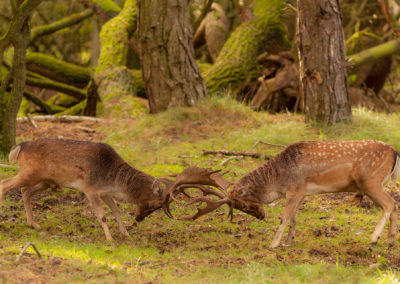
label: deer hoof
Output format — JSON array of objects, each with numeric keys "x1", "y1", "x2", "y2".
[
  {"x1": 29, "y1": 222, "x2": 41, "y2": 230},
  {"x1": 370, "y1": 241, "x2": 378, "y2": 247},
  {"x1": 269, "y1": 241, "x2": 280, "y2": 249}
]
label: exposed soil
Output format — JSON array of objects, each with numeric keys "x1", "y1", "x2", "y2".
[{"x1": 16, "y1": 121, "x2": 104, "y2": 142}]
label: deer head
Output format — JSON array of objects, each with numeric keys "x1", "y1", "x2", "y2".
[{"x1": 134, "y1": 177, "x2": 174, "y2": 221}]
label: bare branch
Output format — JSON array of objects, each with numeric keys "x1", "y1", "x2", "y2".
[
  {"x1": 251, "y1": 140, "x2": 285, "y2": 150},
  {"x1": 203, "y1": 149, "x2": 271, "y2": 160},
  {"x1": 26, "y1": 113, "x2": 39, "y2": 129}
]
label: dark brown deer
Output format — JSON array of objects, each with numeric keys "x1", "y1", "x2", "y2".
[
  {"x1": 0, "y1": 138, "x2": 173, "y2": 240},
  {"x1": 167, "y1": 140, "x2": 400, "y2": 248}
]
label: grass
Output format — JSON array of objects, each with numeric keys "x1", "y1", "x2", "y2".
[{"x1": 1, "y1": 96, "x2": 400, "y2": 283}]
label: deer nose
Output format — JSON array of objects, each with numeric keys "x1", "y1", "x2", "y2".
[{"x1": 135, "y1": 215, "x2": 144, "y2": 222}]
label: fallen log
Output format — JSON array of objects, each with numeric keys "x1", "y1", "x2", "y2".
[{"x1": 17, "y1": 115, "x2": 103, "y2": 123}]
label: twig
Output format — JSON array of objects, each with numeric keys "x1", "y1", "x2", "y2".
[
  {"x1": 15, "y1": 242, "x2": 41, "y2": 263},
  {"x1": 75, "y1": 126, "x2": 95, "y2": 133},
  {"x1": 220, "y1": 156, "x2": 239, "y2": 166},
  {"x1": 251, "y1": 140, "x2": 285, "y2": 151},
  {"x1": 26, "y1": 114, "x2": 39, "y2": 129},
  {"x1": 193, "y1": 0, "x2": 214, "y2": 33},
  {"x1": 17, "y1": 115, "x2": 103, "y2": 123},
  {"x1": 203, "y1": 150, "x2": 271, "y2": 160},
  {"x1": 283, "y1": 2, "x2": 297, "y2": 13}
]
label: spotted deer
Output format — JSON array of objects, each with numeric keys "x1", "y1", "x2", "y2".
[
  {"x1": 168, "y1": 140, "x2": 400, "y2": 248},
  {"x1": 0, "y1": 139, "x2": 173, "y2": 240}
]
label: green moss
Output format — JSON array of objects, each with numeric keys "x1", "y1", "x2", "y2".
[
  {"x1": 17, "y1": 97, "x2": 30, "y2": 117},
  {"x1": 92, "y1": 0, "x2": 121, "y2": 16},
  {"x1": 56, "y1": 100, "x2": 86, "y2": 116},
  {"x1": 26, "y1": 52, "x2": 91, "y2": 87},
  {"x1": 46, "y1": 93, "x2": 80, "y2": 107},
  {"x1": 204, "y1": 0, "x2": 288, "y2": 94},
  {"x1": 95, "y1": 0, "x2": 137, "y2": 75},
  {"x1": 130, "y1": 69, "x2": 144, "y2": 95}
]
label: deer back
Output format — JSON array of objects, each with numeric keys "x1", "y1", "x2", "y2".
[
  {"x1": 12, "y1": 139, "x2": 165, "y2": 205},
  {"x1": 229, "y1": 140, "x2": 399, "y2": 204}
]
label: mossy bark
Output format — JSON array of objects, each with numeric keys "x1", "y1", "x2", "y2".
[
  {"x1": 0, "y1": 0, "x2": 42, "y2": 160},
  {"x1": 137, "y1": 0, "x2": 207, "y2": 113},
  {"x1": 82, "y1": 0, "x2": 121, "y2": 21},
  {"x1": 348, "y1": 39, "x2": 400, "y2": 69},
  {"x1": 203, "y1": 0, "x2": 287, "y2": 94},
  {"x1": 26, "y1": 52, "x2": 92, "y2": 88},
  {"x1": 94, "y1": 0, "x2": 144, "y2": 117},
  {"x1": 30, "y1": 9, "x2": 94, "y2": 43},
  {"x1": 26, "y1": 75, "x2": 87, "y2": 100},
  {"x1": 297, "y1": 0, "x2": 352, "y2": 125}
]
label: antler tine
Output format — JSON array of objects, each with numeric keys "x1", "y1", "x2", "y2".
[
  {"x1": 171, "y1": 184, "x2": 226, "y2": 201},
  {"x1": 189, "y1": 184, "x2": 226, "y2": 199},
  {"x1": 178, "y1": 197, "x2": 231, "y2": 221}
]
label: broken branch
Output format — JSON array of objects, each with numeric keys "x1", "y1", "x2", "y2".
[
  {"x1": 15, "y1": 242, "x2": 41, "y2": 263},
  {"x1": 203, "y1": 150, "x2": 271, "y2": 160}
]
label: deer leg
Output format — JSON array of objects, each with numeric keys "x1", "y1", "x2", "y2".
[
  {"x1": 21, "y1": 182, "x2": 50, "y2": 230},
  {"x1": 270, "y1": 190, "x2": 305, "y2": 248},
  {"x1": 0, "y1": 176, "x2": 28, "y2": 216},
  {"x1": 285, "y1": 196, "x2": 305, "y2": 245},
  {"x1": 362, "y1": 183, "x2": 396, "y2": 245},
  {"x1": 101, "y1": 196, "x2": 129, "y2": 237},
  {"x1": 85, "y1": 193, "x2": 113, "y2": 241},
  {"x1": 388, "y1": 204, "x2": 398, "y2": 246}
]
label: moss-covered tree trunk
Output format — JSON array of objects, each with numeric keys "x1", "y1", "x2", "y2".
[
  {"x1": 297, "y1": 0, "x2": 352, "y2": 124},
  {"x1": 203, "y1": 0, "x2": 287, "y2": 94},
  {"x1": 137, "y1": 0, "x2": 207, "y2": 113},
  {"x1": 0, "y1": 0, "x2": 42, "y2": 160},
  {"x1": 94, "y1": 0, "x2": 145, "y2": 117}
]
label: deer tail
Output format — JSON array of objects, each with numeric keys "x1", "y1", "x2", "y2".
[
  {"x1": 8, "y1": 144, "x2": 22, "y2": 163},
  {"x1": 391, "y1": 151, "x2": 400, "y2": 184}
]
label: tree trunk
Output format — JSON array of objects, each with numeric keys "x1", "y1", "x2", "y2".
[
  {"x1": 137, "y1": 0, "x2": 207, "y2": 113},
  {"x1": 0, "y1": 0, "x2": 42, "y2": 160},
  {"x1": 297, "y1": 0, "x2": 352, "y2": 124},
  {"x1": 203, "y1": 0, "x2": 287, "y2": 94}
]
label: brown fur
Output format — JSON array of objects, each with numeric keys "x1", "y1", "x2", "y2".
[
  {"x1": 227, "y1": 140, "x2": 399, "y2": 248},
  {"x1": 0, "y1": 139, "x2": 172, "y2": 240},
  {"x1": 171, "y1": 140, "x2": 400, "y2": 248}
]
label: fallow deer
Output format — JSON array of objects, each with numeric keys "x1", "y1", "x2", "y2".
[
  {"x1": 167, "y1": 140, "x2": 400, "y2": 248},
  {"x1": 0, "y1": 138, "x2": 174, "y2": 240}
]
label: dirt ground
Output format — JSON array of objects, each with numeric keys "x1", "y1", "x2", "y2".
[{"x1": 16, "y1": 120, "x2": 104, "y2": 142}]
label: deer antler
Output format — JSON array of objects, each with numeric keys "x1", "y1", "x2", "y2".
[
  {"x1": 164, "y1": 166, "x2": 234, "y2": 221},
  {"x1": 179, "y1": 197, "x2": 232, "y2": 220}
]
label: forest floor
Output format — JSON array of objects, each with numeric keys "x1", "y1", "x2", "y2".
[{"x1": 1, "y1": 96, "x2": 400, "y2": 283}]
